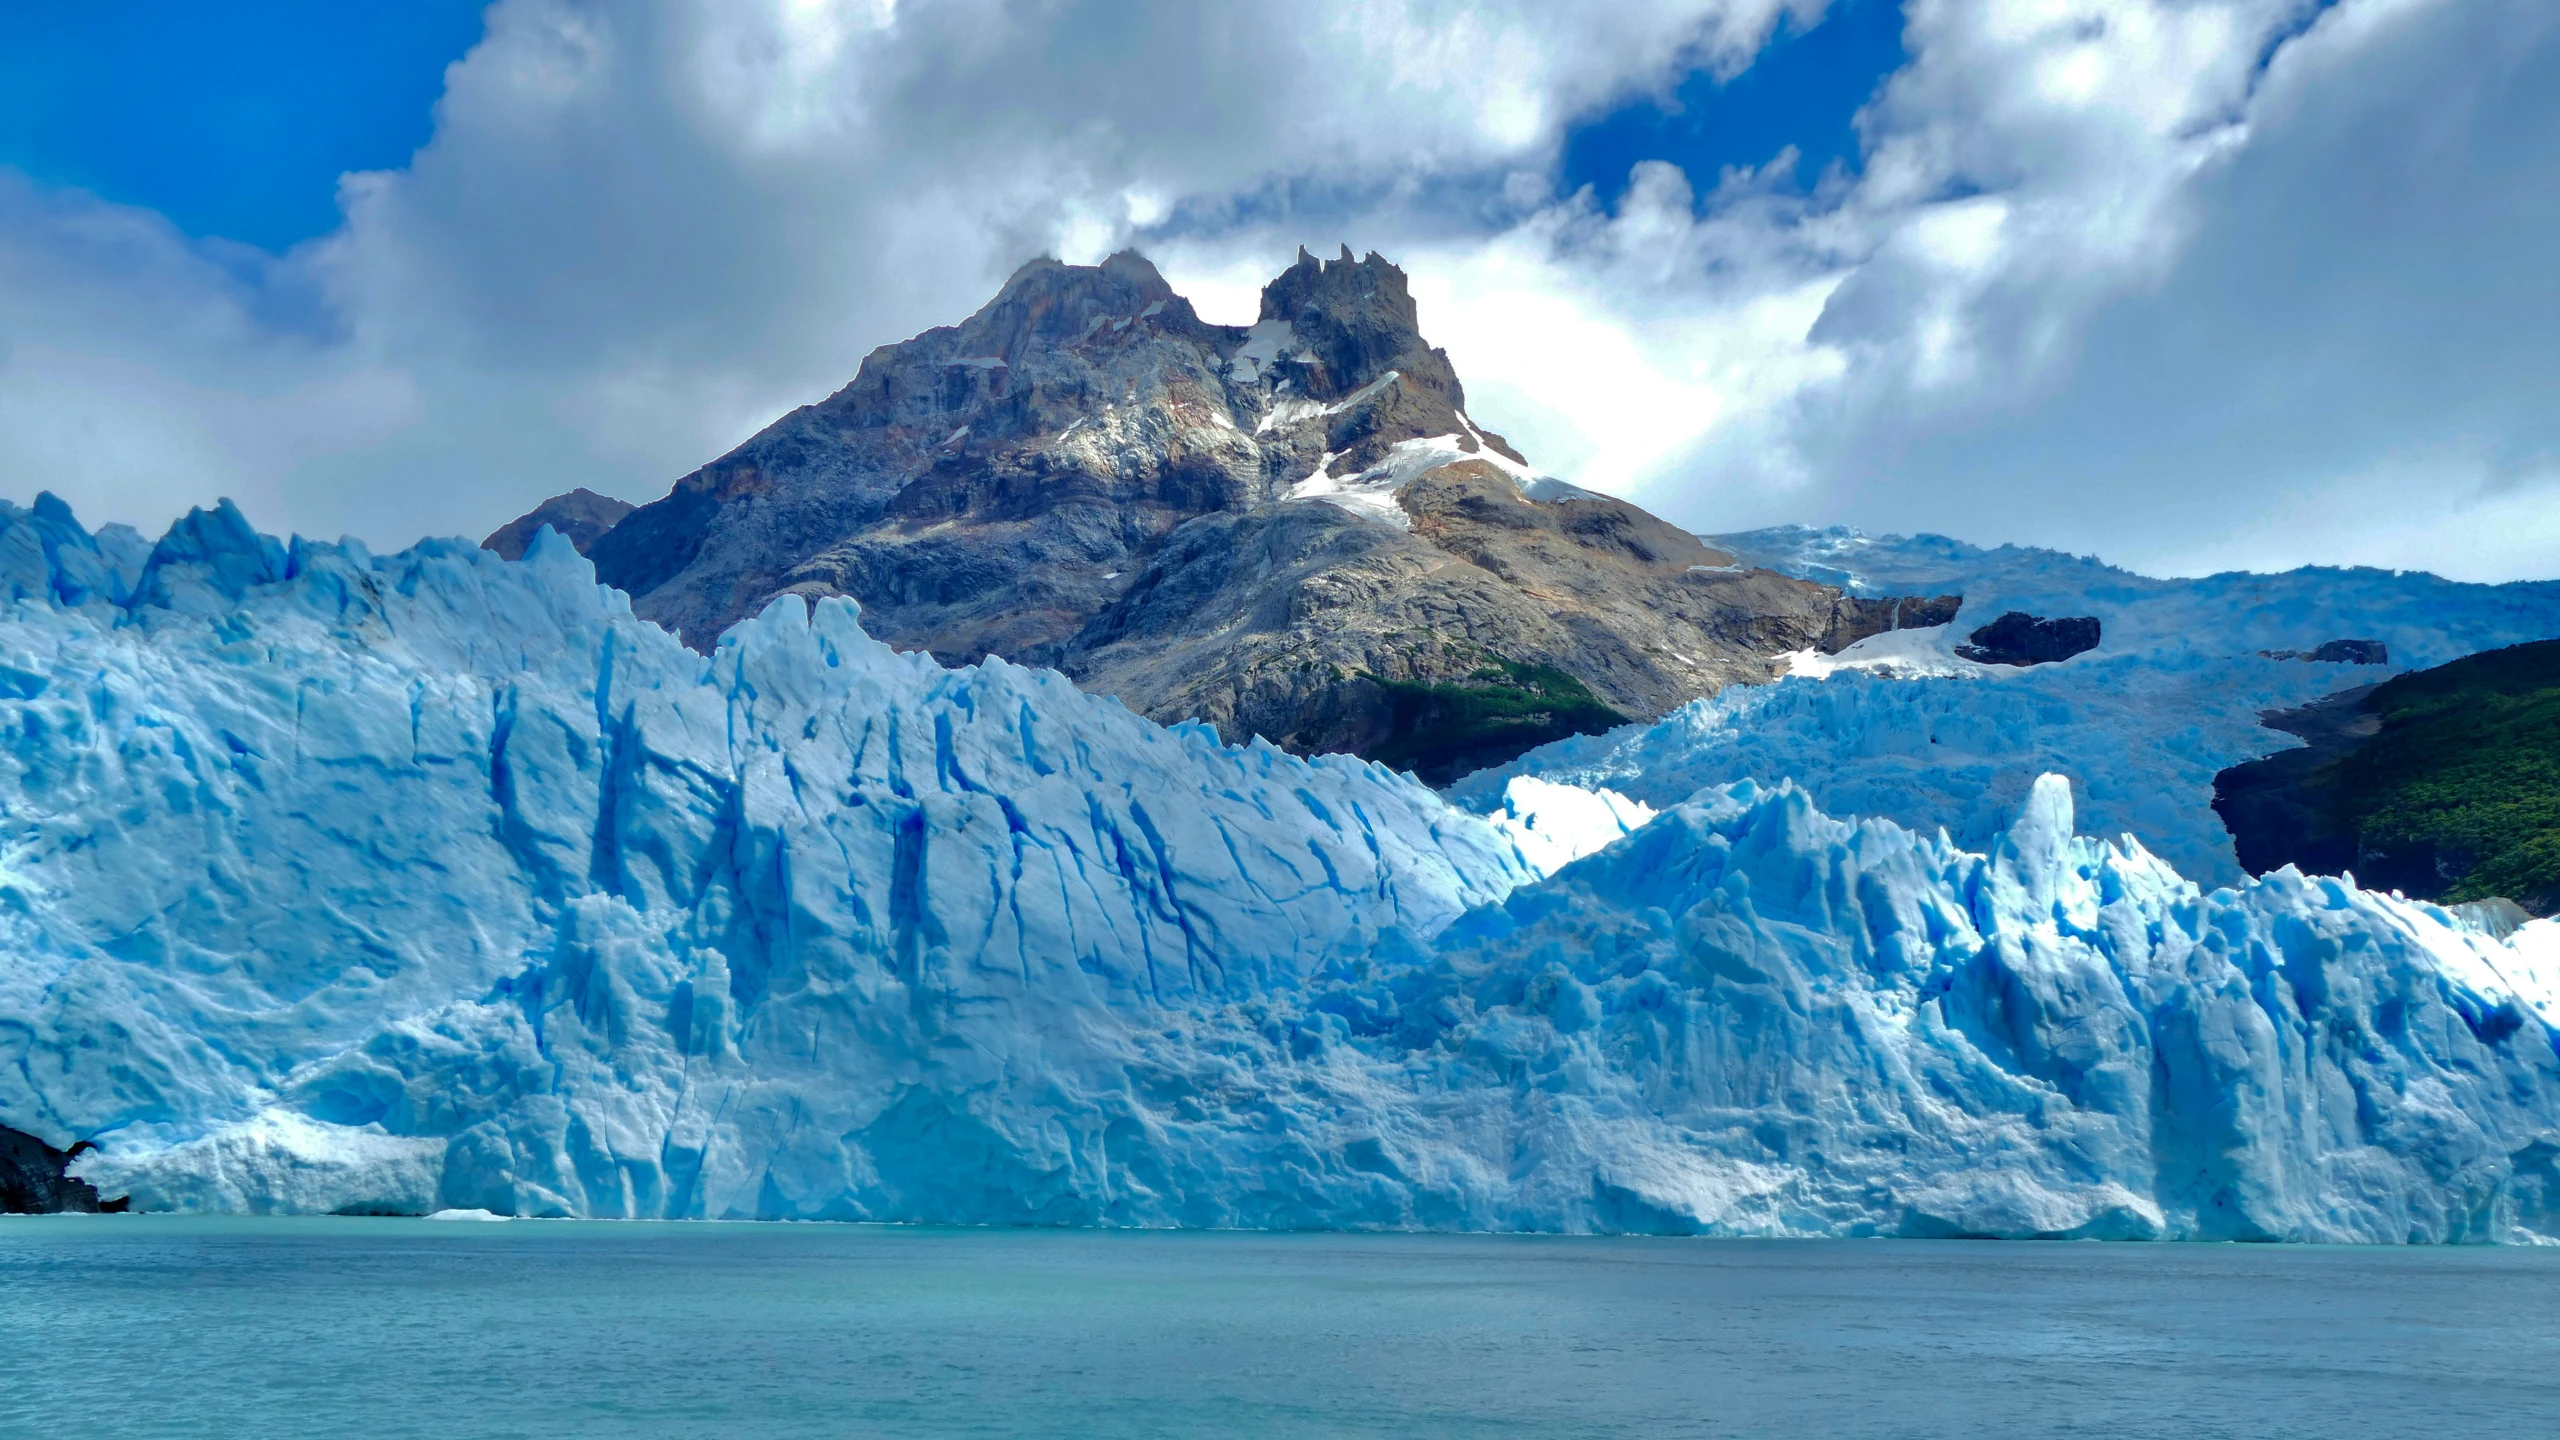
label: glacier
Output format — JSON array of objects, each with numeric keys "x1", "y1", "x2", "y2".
[
  {"x1": 5, "y1": 496, "x2": 2560, "y2": 1239},
  {"x1": 1460, "y1": 527, "x2": 2560, "y2": 885},
  {"x1": 1709, "y1": 524, "x2": 2560, "y2": 666},
  {"x1": 0, "y1": 497, "x2": 1533, "y2": 1220}
]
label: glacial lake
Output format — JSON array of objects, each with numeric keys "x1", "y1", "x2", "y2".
[{"x1": 4, "y1": 1218, "x2": 2557, "y2": 1438}]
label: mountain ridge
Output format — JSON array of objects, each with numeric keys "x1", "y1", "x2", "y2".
[{"x1": 499, "y1": 249, "x2": 1909, "y2": 779}]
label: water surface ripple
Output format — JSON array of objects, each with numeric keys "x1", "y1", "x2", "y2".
[{"x1": 3, "y1": 1218, "x2": 2555, "y2": 1438}]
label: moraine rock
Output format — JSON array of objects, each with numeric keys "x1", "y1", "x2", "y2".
[{"x1": 520, "y1": 247, "x2": 1859, "y2": 781}]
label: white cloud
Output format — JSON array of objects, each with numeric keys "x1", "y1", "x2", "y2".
[
  {"x1": 0, "y1": 0, "x2": 2554, "y2": 587},
  {"x1": 1782, "y1": 0, "x2": 2560, "y2": 576},
  {"x1": 1, "y1": 0, "x2": 1807, "y2": 543}
]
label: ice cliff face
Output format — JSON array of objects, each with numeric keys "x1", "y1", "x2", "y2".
[
  {"x1": 1414, "y1": 775, "x2": 2560, "y2": 1240},
  {"x1": 7, "y1": 500, "x2": 2560, "y2": 1239},
  {"x1": 0, "y1": 500, "x2": 1530, "y2": 1219}
]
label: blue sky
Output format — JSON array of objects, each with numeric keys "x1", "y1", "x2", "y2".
[
  {"x1": 2, "y1": 0, "x2": 1902, "y2": 252},
  {"x1": 0, "y1": 1, "x2": 487, "y2": 250},
  {"x1": 1561, "y1": 0, "x2": 1906, "y2": 200}
]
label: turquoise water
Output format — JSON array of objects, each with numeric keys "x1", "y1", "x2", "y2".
[{"x1": 3, "y1": 1219, "x2": 2557, "y2": 1438}]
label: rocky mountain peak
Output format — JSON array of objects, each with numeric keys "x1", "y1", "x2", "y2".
[
  {"x1": 1262, "y1": 245, "x2": 1406, "y2": 322},
  {"x1": 499, "y1": 247, "x2": 1870, "y2": 781},
  {"x1": 942, "y1": 249, "x2": 1195, "y2": 364},
  {"x1": 1256, "y1": 248, "x2": 1433, "y2": 394}
]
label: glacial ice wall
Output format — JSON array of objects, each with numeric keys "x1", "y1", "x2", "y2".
[
  {"x1": 4, "y1": 498, "x2": 2560, "y2": 1238},
  {"x1": 1395, "y1": 775, "x2": 2560, "y2": 1240},
  {"x1": 0, "y1": 498, "x2": 1532, "y2": 1219}
]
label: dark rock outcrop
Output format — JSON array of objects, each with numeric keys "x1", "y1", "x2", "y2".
[
  {"x1": 503, "y1": 247, "x2": 1861, "y2": 781},
  {"x1": 1955, "y1": 611, "x2": 2101, "y2": 667},
  {"x1": 2211, "y1": 684, "x2": 2382, "y2": 884},
  {"x1": 1, "y1": 1125, "x2": 125, "y2": 1213},
  {"x1": 2259, "y1": 639, "x2": 2390, "y2": 665},
  {"x1": 482, "y1": 488, "x2": 637, "y2": 561},
  {"x1": 2214, "y1": 639, "x2": 2560, "y2": 914}
]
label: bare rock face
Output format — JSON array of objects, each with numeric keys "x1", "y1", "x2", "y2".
[
  {"x1": 1819, "y1": 594, "x2": 1963, "y2": 655},
  {"x1": 518, "y1": 246, "x2": 1867, "y2": 779},
  {"x1": 1067, "y1": 461, "x2": 1847, "y2": 771},
  {"x1": 481, "y1": 488, "x2": 636, "y2": 560},
  {"x1": 584, "y1": 245, "x2": 1491, "y2": 658},
  {"x1": 1955, "y1": 611, "x2": 2102, "y2": 667},
  {"x1": 2, "y1": 1125, "x2": 124, "y2": 1213}
]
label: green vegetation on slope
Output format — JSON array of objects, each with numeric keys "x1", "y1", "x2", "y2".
[
  {"x1": 1365, "y1": 658, "x2": 1629, "y2": 788},
  {"x1": 2319, "y1": 638, "x2": 2560, "y2": 912}
]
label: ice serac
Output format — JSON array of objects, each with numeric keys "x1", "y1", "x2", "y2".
[
  {"x1": 8, "y1": 497, "x2": 2560, "y2": 1238},
  {"x1": 550, "y1": 248, "x2": 1862, "y2": 781},
  {"x1": 0, "y1": 493, "x2": 151, "y2": 607}
]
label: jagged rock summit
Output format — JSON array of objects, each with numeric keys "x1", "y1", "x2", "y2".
[{"x1": 499, "y1": 248, "x2": 1883, "y2": 780}]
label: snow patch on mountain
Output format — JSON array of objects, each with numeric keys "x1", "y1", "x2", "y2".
[
  {"x1": 1777, "y1": 622, "x2": 1974, "y2": 679},
  {"x1": 1226, "y1": 318, "x2": 1302, "y2": 385},
  {"x1": 1286, "y1": 430, "x2": 1597, "y2": 528}
]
